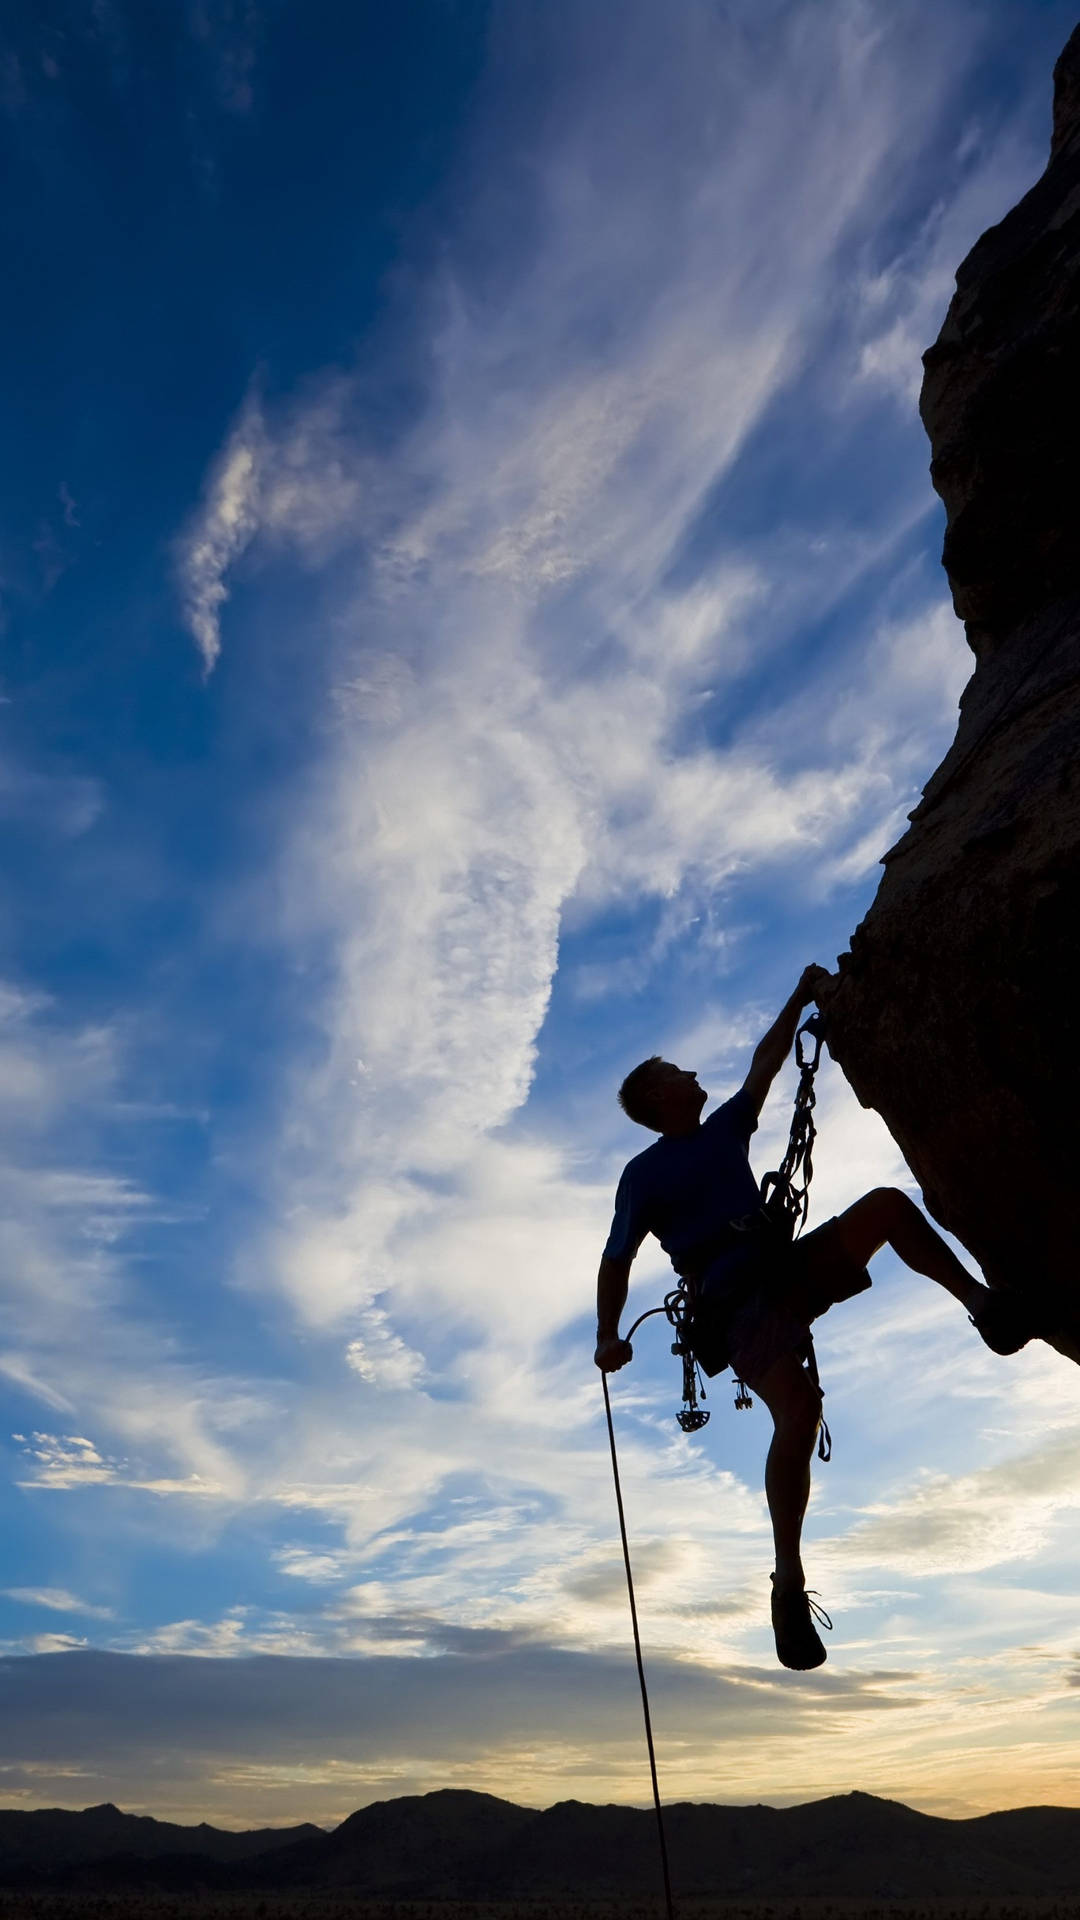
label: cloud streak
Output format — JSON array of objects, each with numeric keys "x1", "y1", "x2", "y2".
[
  {"x1": 177, "y1": 396, "x2": 265, "y2": 675},
  {"x1": 194, "y1": 1, "x2": 1009, "y2": 1364}
]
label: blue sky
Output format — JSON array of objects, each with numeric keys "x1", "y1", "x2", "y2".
[{"x1": 3, "y1": 0, "x2": 1080, "y2": 1831}]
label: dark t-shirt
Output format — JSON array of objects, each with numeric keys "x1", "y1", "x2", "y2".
[{"x1": 603, "y1": 1087, "x2": 761, "y2": 1275}]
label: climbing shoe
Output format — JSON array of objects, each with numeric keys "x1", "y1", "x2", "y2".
[
  {"x1": 770, "y1": 1576, "x2": 831, "y2": 1670},
  {"x1": 970, "y1": 1289, "x2": 1038, "y2": 1356}
]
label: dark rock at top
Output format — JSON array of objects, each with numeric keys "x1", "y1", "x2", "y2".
[
  {"x1": 919, "y1": 21, "x2": 1080, "y2": 648},
  {"x1": 1052, "y1": 21, "x2": 1080, "y2": 159},
  {"x1": 823, "y1": 20, "x2": 1080, "y2": 1341}
]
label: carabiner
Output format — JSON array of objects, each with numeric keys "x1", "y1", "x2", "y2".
[{"x1": 795, "y1": 1012, "x2": 823, "y2": 1072}]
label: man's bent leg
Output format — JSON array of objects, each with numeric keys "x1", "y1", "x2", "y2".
[
  {"x1": 830, "y1": 1188, "x2": 983, "y2": 1311},
  {"x1": 826, "y1": 1188, "x2": 1045, "y2": 1356}
]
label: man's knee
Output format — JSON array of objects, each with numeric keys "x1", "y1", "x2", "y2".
[
  {"x1": 772, "y1": 1370, "x2": 822, "y2": 1442},
  {"x1": 865, "y1": 1183, "x2": 903, "y2": 1211},
  {"x1": 861, "y1": 1186, "x2": 914, "y2": 1231}
]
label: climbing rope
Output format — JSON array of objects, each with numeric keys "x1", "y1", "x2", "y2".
[{"x1": 601, "y1": 1370, "x2": 676, "y2": 1920}]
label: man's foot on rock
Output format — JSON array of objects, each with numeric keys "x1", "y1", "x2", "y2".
[
  {"x1": 970, "y1": 1289, "x2": 1039, "y2": 1356},
  {"x1": 770, "y1": 1576, "x2": 830, "y2": 1670}
]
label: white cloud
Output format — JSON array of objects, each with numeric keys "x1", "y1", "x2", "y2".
[
  {"x1": 12, "y1": 1433, "x2": 133, "y2": 1491},
  {"x1": 832, "y1": 1428, "x2": 1080, "y2": 1577},
  {"x1": 0, "y1": 985, "x2": 276, "y2": 1511},
  {"x1": 853, "y1": 117, "x2": 1047, "y2": 409},
  {"x1": 3, "y1": 1587, "x2": 114, "y2": 1619},
  {"x1": 176, "y1": 395, "x2": 265, "y2": 674},
  {"x1": 0, "y1": 983, "x2": 51, "y2": 1024},
  {"x1": 344, "y1": 1310, "x2": 426, "y2": 1391},
  {"x1": 0, "y1": 1354, "x2": 75, "y2": 1414},
  {"x1": 273, "y1": 1548, "x2": 349, "y2": 1583}
]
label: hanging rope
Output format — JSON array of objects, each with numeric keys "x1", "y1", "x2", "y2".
[{"x1": 601, "y1": 1370, "x2": 676, "y2": 1920}]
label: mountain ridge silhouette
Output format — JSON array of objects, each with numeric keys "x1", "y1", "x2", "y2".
[{"x1": 5, "y1": 1787, "x2": 1080, "y2": 1896}]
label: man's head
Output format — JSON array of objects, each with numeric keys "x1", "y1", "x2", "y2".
[{"x1": 617, "y1": 1057, "x2": 707, "y2": 1135}]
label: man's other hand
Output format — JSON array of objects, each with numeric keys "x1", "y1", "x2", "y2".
[
  {"x1": 594, "y1": 1334, "x2": 633, "y2": 1372},
  {"x1": 797, "y1": 963, "x2": 829, "y2": 1008}
]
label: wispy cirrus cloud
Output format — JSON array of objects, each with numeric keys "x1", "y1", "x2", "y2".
[
  {"x1": 3, "y1": 1586, "x2": 114, "y2": 1619},
  {"x1": 0, "y1": 984, "x2": 269, "y2": 1510},
  {"x1": 176, "y1": 396, "x2": 265, "y2": 675},
  {"x1": 853, "y1": 115, "x2": 1048, "y2": 409},
  {"x1": 11, "y1": 1431, "x2": 230, "y2": 1498},
  {"x1": 179, "y1": 1, "x2": 1015, "y2": 1364}
]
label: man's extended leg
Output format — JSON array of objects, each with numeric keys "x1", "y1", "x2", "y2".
[
  {"x1": 751, "y1": 1349, "x2": 828, "y2": 1669},
  {"x1": 753, "y1": 1350, "x2": 821, "y2": 1590}
]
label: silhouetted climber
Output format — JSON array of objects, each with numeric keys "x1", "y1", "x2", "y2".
[{"x1": 594, "y1": 966, "x2": 1045, "y2": 1671}]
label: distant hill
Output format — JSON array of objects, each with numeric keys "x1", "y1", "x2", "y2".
[
  {"x1": 0, "y1": 1802, "x2": 321, "y2": 1884},
  {"x1": 4, "y1": 1787, "x2": 1080, "y2": 1897}
]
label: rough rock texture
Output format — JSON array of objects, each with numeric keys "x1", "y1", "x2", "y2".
[{"x1": 822, "y1": 24, "x2": 1080, "y2": 1316}]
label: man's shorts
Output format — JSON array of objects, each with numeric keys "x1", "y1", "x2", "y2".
[{"x1": 690, "y1": 1216, "x2": 871, "y2": 1388}]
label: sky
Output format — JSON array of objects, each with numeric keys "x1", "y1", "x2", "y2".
[{"x1": 2, "y1": 0, "x2": 1080, "y2": 1835}]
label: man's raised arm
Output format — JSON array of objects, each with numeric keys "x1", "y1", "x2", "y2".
[
  {"x1": 595, "y1": 1254, "x2": 635, "y2": 1372},
  {"x1": 740, "y1": 963, "x2": 828, "y2": 1117}
]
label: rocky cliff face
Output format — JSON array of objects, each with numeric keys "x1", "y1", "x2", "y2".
[{"x1": 823, "y1": 25, "x2": 1080, "y2": 1326}]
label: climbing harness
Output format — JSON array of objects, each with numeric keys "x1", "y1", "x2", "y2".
[{"x1": 599, "y1": 1012, "x2": 831, "y2": 1918}]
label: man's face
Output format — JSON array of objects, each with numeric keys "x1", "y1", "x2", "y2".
[{"x1": 651, "y1": 1061, "x2": 707, "y2": 1130}]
